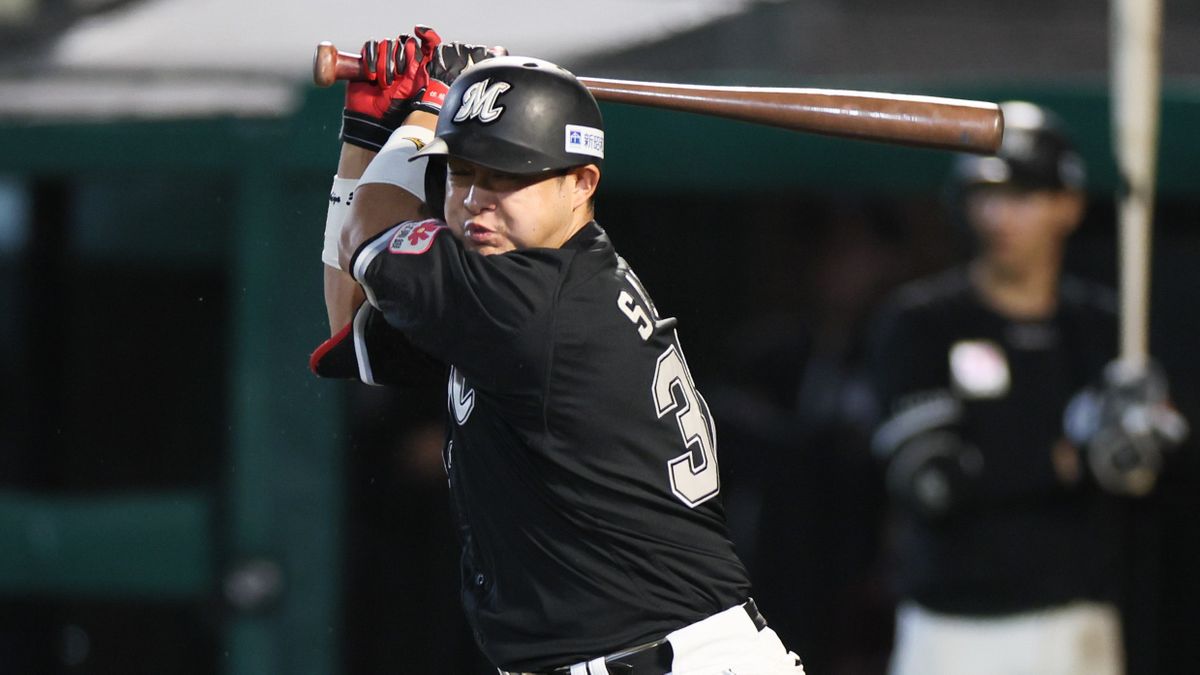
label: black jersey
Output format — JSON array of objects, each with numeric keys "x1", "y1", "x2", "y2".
[
  {"x1": 867, "y1": 267, "x2": 1121, "y2": 615},
  {"x1": 316, "y1": 220, "x2": 750, "y2": 670}
]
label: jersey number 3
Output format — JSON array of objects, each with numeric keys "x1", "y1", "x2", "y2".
[{"x1": 653, "y1": 344, "x2": 720, "y2": 507}]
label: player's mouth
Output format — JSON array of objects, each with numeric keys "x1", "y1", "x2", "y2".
[{"x1": 465, "y1": 222, "x2": 500, "y2": 246}]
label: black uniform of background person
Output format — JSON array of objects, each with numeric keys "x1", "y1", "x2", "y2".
[
  {"x1": 865, "y1": 102, "x2": 1188, "y2": 675},
  {"x1": 871, "y1": 268, "x2": 1120, "y2": 608},
  {"x1": 312, "y1": 38, "x2": 803, "y2": 675}
]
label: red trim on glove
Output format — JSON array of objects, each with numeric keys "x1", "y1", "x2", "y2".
[
  {"x1": 420, "y1": 82, "x2": 449, "y2": 109},
  {"x1": 310, "y1": 321, "x2": 354, "y2": 375}
]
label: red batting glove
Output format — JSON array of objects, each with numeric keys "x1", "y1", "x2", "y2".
[
  {"x1": 411, "y1": 26, "x2": 505, "y2": 116},
  {"x1": 412, "y1": 26, "x2": 448, "y2": 114},
  {"x1": 340, "y1": 34, "x2": 429, "y2": 151}
]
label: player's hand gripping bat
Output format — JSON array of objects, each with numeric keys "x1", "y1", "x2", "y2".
[{"x1": 313, "y1": 41, "x2": 1003, "y2": 154}]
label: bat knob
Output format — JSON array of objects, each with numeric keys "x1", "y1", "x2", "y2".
[{"x1": 313, "y1": 41, "x2": 338, "y2": 88}]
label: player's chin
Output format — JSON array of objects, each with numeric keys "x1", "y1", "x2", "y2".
[{"x1": 466, "y1": 240, "x2": 514, "y2": 256}]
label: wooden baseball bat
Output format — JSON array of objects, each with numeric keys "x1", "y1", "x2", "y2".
[
  {"x1": 313, "y1": 42, "x2": 1003, "y2": 154},
  {"x1": 1110, "y1": 0, "x2": 1161, "y2": 372}
]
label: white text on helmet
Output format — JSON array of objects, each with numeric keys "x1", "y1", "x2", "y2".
[{"x1": 454, "y1": 79, "x2": 511, "y2": 124}]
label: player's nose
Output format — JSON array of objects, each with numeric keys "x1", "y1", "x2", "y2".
[
  {"x1": 973, "y1": 197, "x2": 1018, "y2": 231},
  {"x1": 462, "y1": 183, "x2": 495, "y2": 214}
]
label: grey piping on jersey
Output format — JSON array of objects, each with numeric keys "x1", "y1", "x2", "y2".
[
  {"x1": 623, "y1": 267, "x2": 677, "y2": 336},
  {"x1": 351, "y1": 223, "x2": 402, "y2": 310},
  {"x1": 622, "y1": 265, "x2": 660, "y2": 317},
  {"x1": 352, "y1": 301, "x2": 380, "y2": 387},
  {"x1": 872, "y1": 391, "x2": 963, "y2": 458},
  {"x1": 674, "y1": 326, "x2": 720, "y2": 471},
  {"x1": 662, "y1": 326, "x2": 722, "y2": 508}
]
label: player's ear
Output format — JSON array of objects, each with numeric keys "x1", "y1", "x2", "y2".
[
  {"x1": 567, "y1": 165, "x2": 600, "y2": 211},
  {"x1": 1055, "y1": 189, "x2": 1086, "y2": 235}
]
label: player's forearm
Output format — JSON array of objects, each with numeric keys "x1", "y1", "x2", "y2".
[
  {"x1": 338, "y1": 143, "x2": 377, "y2": 179},
  {"x1": 325, "y1": 110, "x2": 434, "y2": 333},
  {"x1": 324, "y1": 266, "x2": 365, "y2": 333},
  {"x1": 322, "y1": 144, "x2": 377, "y2": 334},
  {"x1": 338, "y1": 111, "x2": 438, "y2": 271}
]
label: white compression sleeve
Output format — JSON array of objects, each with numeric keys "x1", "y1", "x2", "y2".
[
  {"x1": 323, "y1": 175, "x2": 359, "y2": 269},
  {"x1": 357, "y1": 124, "x2": 436, "y2": 200}
]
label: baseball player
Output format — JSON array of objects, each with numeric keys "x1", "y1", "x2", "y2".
[
  {"x1": 866, "y1": 101, "x2": 1188, "y2": 675},
  {"x1": 310, "y1": 27, "x2": 805, "y2": 675}
]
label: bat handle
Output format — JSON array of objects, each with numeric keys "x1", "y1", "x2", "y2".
[{"x1": 313, "y1": 42, "x2": 365, "y2": 87}]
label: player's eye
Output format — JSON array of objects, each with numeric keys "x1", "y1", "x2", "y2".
[
  {"x1": 486, "y1": 173, "x2": 526, "y2": 191},
  {"x1": 447, "y1": 166, "x2": 475, "y2": 186}
]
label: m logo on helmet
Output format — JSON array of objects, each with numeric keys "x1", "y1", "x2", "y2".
[{"x1": 453, "y1": 79, "x2": 511, "y2": 124}]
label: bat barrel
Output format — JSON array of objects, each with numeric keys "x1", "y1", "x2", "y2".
[
  {"x1": 578, "y1": 78, "x2": 1003, "y2": 154},
  {"x1": 310, "y1": 42, "x2": 1003, "y2": 154}
]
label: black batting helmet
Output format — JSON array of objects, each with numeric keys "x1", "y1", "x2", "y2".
[
  {"x1": 412, "y1": 56, "x2": 605, "y2": 175},
  {"x1": 951, "y1": 101, "x2": 1085, "y2": 192}
]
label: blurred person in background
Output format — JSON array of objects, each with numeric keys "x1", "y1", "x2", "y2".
[{"x1": 865, "y1": 101, "x2": 1188, "y2": 675}]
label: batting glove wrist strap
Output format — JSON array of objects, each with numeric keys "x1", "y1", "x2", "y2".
[
  {"x1": 413, "y1": 81, "x2": 450, "y2": 115},
  {"x1": 341, "y1": 110, "x2": 403, "y2": 153},
  {"x1": 324, "y1": 175, "x2": 359, "y2": 269},
  {"x1": 358, "y1": 125, "x2": 436, "y2": 202}
]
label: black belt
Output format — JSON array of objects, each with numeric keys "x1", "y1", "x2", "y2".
[{"x1": 510, "y1": 599, "x2": 768, "y2": 675}]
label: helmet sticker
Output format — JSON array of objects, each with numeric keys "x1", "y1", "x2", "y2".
[
  {"x1": 1000, "y1": 128, "x2": 1036, "y2": 162},
  {"x1": 974, "y1": 157, "x2": 1011, "y2": 184},
  {"x1": 1059, "y1": 152, "x2": 1086, "y2": 189},
  {"x1": 453, "y1": 79, "x2": 511, "y2": 124},
  {"x1": 565, "y1": 124, "x2": 604, "y2": 159}
]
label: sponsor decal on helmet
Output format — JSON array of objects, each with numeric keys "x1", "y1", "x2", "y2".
[
  {"x1": 1059, "y1": 152, "x2": 1086, "y2": 189},
  {"x1": 389, "y1": 219, "x2": 446, "y2": 255},
  {"x1": 975, "y1": 157, "x2": 1011, "y2": 184},
  {"x1": 1000, "y1": 127, "x2": 1037, "y2": 162},
  {"x1": 453, "y1": 79, "x2": 511, "y2": 124},
  {"x1": 565, "y1": 124, "x2": 604, "y2": 159}
]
